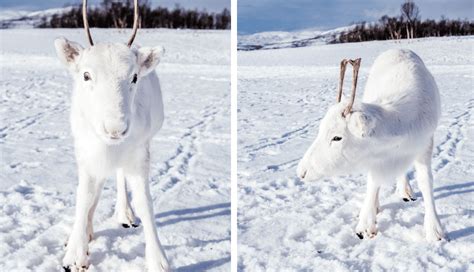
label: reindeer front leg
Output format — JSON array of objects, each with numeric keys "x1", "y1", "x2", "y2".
[
  {"x1": 126, "y1": 147, "x2": 170, "y2": 272},
  {"x1": 63, "y1": 169, "x2": 104, "y2": 271},
  {"x1": 86, "y1": 177, "x2": 104, "y2": 242},
  {"x1": 356, "y1": 172, "x2": 380, "y2": 239}
]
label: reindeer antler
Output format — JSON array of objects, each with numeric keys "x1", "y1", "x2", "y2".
[
  {"x1": 337, "y1": 58, "x2": 361, "y2": 117},
  {"x1": 337, "y1": 59, "x2": 349, "y2": 103},
  {"x1": 83, "y1": 0, "x2": 94, "y2": 46},
  {"x1": 82, "y1": 0, "x2": 140, "y2": 47},
  {"x1": 127, "y1": 0, "x2": 140, "y2": 47}
]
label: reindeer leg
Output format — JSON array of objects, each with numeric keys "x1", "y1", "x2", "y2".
[
  {"x1": 126, "y1": 145, "x2": 170, "y2": 271},
  {"x1": 356, "y1": 172, "x2": 380, "y2": 239},
  {"x1": 115, "y1": 168, "x2": 139, "y2": 228},
  {"x1": 415, "y1": 137, "x2": 445, "y2": 241},
  {"x1": 396, "y1": 173, "x2": 416, "y2": 202},
  {"x1": 63, "y1": 169, "x2": 104, "y2": 271}
]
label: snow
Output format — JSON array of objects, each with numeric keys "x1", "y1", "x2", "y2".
[
  {"x1": 238, "y1": 36, "x2": 474, "y2": 271},
  {"x1": 0, "y1": 7, "x2": 74, "y2": 29},
  {"x1": 0, "y1": 10, "x2": 30, "y2": 21},
  {"x1": 238, "y1": 25, "x2": 355, "y2": 51},
  {"x1": 0, "y1": 28, "x2": 230, "y2": 271}
]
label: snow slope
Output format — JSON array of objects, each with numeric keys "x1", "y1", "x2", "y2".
[
  {"x1": 0, "y1": 28, "x2": 230, "y2": 271},
  {"x1": 238, "y1": 36, "x2": 474, "y2": 271},
  {"x1": 0, "y1": 7, "x2": 73, "y2": 29},
  {"x1": 237, "y1": 26, "x2": 355, "y2": 51}
]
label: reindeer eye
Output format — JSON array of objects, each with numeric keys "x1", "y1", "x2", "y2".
[
  {"x1": 332, "y1": 136, "x2": 342, "y2": 142},
  {"x1": 131, "y1": 74, "x2": 138, "y2": 84},
  {"x1": 83, "y1": 72, "x2": 91, "y2": 81}
]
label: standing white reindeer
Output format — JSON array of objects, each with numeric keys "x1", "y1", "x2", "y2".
[
  {"x1": 297, "y1": 49, "x2": 446, "y2": 241},
  {"x1": 55, "y1": 0, "x2": 170, "y2": 271}
]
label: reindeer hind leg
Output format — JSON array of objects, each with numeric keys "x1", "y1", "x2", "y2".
[{"x1": 115, "y1": 168, "x2": 139, "y2": 228}]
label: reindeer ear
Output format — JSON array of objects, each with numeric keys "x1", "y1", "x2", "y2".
[
  {"x1": 137, "y1": 46, "x2": 165, "y2": 77},
  {"x1": 347, "y1": 111, "x2": 375, "y2": 138},
  {"x1": 54, "y1": 37, "x2": 83, "y2": 68}
]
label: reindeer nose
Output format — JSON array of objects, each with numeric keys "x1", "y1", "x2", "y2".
[
  {"x1": 299, "y1": 169, "x2": 307, "y2": 179},
  {"x1": 103, "y1": 121, "x2": 129, "y2": 139}
]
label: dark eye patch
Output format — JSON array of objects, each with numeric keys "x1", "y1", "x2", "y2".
[
  {"x1": 332, "y1": 136, "x2": 342, "y2": 142},
  {"x1": 131, "y1": 73, "x2": 138, "y2": 84},
  {"x1": 83, "y1": 72, "x2": 91, "y2": 81}
]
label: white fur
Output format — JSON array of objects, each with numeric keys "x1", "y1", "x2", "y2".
[
  {"x1": 297, "y1": 49, "x2": 445, "y2": 241},
  {"x1": 55, "y1": 37, "x2": 170, "y2": 271}
]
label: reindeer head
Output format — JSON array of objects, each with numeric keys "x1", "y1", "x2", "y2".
[
  {"x1": 297, "y1": 58, "x2": 376, "y2": 181},
  {"x1": 54, "y1": 0, "x2": 164, "y2": 145}
]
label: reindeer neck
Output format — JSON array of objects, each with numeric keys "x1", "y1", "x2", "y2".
[{"x1": 361, "y1": 102, "x2": 412, "y2": 141}]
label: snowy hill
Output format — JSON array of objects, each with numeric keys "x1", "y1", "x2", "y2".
[
  {"x1": 238, "y1": 36, "x2": 474, "y2": 270},
  {"x1": 238, "y1": 25, "x2": 355, "y2": 51},
  {"x1": 0, "y1": 28, "x2": 230, "y2": 271},
  {"x1": 0, "y1": 7, "x2": 72, "y2": 29}
]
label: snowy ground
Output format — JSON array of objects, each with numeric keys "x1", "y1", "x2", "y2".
[
  {"x1": 237, "y1": 25, "x2": 354, "y2": 51},
  {"x1": 238, "y1": 36, "x2": 474, "y2": 271},
  {"x1": 0, "y1": 29, "x2": 230, "y2": 271},
  {"x1": 0, "y1": 7, "x2": 74, "y2": 29}
]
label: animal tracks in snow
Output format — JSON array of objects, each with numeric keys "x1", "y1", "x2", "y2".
[
  {"x1": 154, "y1": 103, "x2": 226, "y2": 193},
  {"x1": 433, "y1": 98, "x2": 474, "y2": 172}
]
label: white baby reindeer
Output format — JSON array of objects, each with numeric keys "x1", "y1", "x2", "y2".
[
  {"x1": 297, "y1": 49, "x2": 446, "y2": 241},
  {"x1": 55, "y1": 0, "x2": 170, "y2": 271}
]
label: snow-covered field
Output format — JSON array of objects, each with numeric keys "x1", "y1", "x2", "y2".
[
  {"x1": 0, "y1": 7, "x2": 74, "y2": 28},
  {"x1": 237, "y1": 26, "x2": 354, "y2": 51},
  {"x1": 238, "y1": 36, "x2": 474, "y2": 271},
  {"x1": 0, "y1": 29, "x2": 230, "y2": 271}
]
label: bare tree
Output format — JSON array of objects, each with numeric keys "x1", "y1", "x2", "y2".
[
  {"x1": 380, "y1": 15, "x2": 403, "y2": 40},
  {"x1": 401, "y1": 0, "x2": 420, "y2": 39}
]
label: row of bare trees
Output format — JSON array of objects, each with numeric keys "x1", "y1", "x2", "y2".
[
  {"x1": 401, "y1": 0, "x2": 419, "y2": 39},
  {"x1": 38, "y1": 0, "x2": 230, "y2": 29},
  {"x1": 333, "y1": 0, "x2": 472, "y2": 43}
]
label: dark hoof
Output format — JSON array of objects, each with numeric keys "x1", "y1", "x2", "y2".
[
  {"x1": 403, "y1": 198, "x2": 410, "y2": 202},
  {"x1": 410, "y1": 197, "x2": 417, "y2": 201},
  {"x1": 131, "y1": 223, "x2": 139, "y2": 228},
  {"x1": 356, "y1": 232, "x2": 364, "y2": 239},
  {"x1": 122, "y1": 223, "x2": 130, "y2": 228},
  {"x1": 63, "y1": 266, "x2": 71, "y2": 272}
]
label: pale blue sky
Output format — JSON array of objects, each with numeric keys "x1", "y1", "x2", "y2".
[
  {"x1": 238, "y1": 0, "x2": 474, "y2": 34},
  {"x1": 0, "y1": 0, "x2": 230, "y2": 13}
]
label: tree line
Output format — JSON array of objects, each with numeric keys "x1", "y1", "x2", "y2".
[
  {"x1": 332, "y1": 0, "x2": 472, "y2": 43},
  {"x1": 38, "y1": 0, "x2": 230, "y2": 29}
]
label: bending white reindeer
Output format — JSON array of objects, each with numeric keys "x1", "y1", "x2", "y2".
[
  {"x1": 297, "y1": 49, "x2": 445, "y2": 241},
  {"x1": 55, "y1": 0, "x2": 170, "y2": 271}
]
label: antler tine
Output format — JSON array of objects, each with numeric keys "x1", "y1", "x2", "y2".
[
  {"x1": 337, "y1": 59, "x2": 349, "y2": 103},
  {"x1": 127, "y1": 0, "x2": 140, "y2": 47},
  {"x1": 343, "y1": 58, "x2": 362, "y2": 117},
  {"x1": 82, "y1": 0, "x2": 94, "y2": 46}
]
